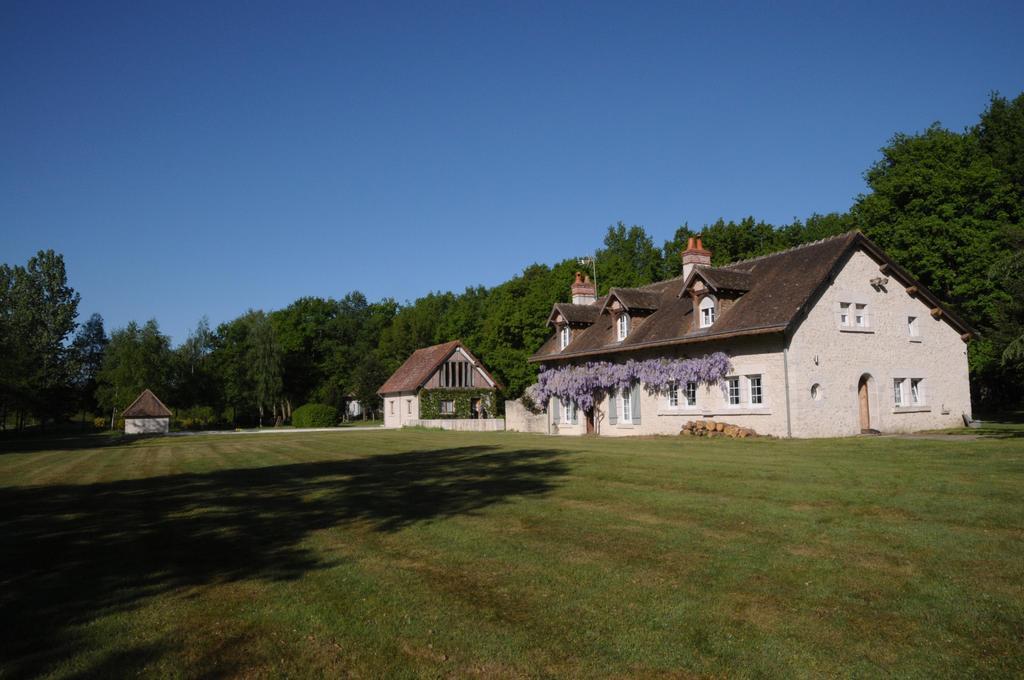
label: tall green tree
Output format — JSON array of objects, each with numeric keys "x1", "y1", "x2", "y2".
[
  {"x1": 70, "y1": 313, "x2": 108, "y2": 418},
  {"x1": 0, "y1": 250, "x2": 80, "y2": 427},
  {"x1": 96, "y1": 320, "x2": 173, "y2": 425},
  {"x1": 247, "y1": 311, "x2": 283, "y2": 425}
]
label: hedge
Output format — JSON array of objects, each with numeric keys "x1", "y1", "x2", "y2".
[{"x1": 292, "y1": 403, "x2": 338, "y2": 428}]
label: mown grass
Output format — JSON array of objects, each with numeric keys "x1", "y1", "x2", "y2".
[{"x1": 0, "y1": 429, "x2": 1021, "y2": 678}]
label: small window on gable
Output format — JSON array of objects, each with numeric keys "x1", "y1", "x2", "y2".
[
  {"x1": 617, "y1": 313, "x2": 630, "y2": 341},
  {"x1": 559, "y1": 325, "x2": 571, "y2": 350},
  {"x1": 838, "y1": 300, "x2": 870, "y2": 331},
  {"x1": 854, "y1": 303, "x2": 868, "y2": 327},
  {"x1": 699, "y1": 296, "x2": 716, "y2": 328},
  {"x1": 908, "y1": 315, "x2": 921, "y2": 341}
]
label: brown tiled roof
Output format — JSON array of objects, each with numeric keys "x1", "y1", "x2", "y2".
[
  {"x1": 531, "y1": 231, "x2": 974, "y2": 363},
  {"x1": 378, "y1": 340, "x2": 502, "y2": 395},
  {"x1": 547, "y1": 303, "x2": 602, "y2": 327},
  {"x1": 692, "y1": 266, "x2": 753, "y2": 292},
  {"x1": 602, "y1": 287, "x2": 661, "y2": 312},
  {"x1": 122, "y1": 389, "x2": 172, "y2": 418}
]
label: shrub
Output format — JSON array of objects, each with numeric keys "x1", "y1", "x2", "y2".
[
  {"x1": 292, "y1": 403, "x2": 338, "y2": 428},
  {"x1": 174, "y1": 406, "x2": 217, "y2": 431},
  {"x1": 93, "y1": 416, "x2": 108, "y2": 430}
]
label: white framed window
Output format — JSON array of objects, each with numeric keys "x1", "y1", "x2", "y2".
[
  {"x1": 908, "y1": 315, "x2": 921, "y2": 340},
  {"x1": 559, "y1": 325, "x2": 570, "y2": 350},
  {"x1": 726, "y1": 377, "x2": 741, "y2": 406},
  {"x1": 617, "y1": 313, "x2": 630, "y2": 341},
  {"x1": 893, "y1": 379, "x2": 905, "y2": 407},
  {"x1": 668, "y1": 382, "x2": 679, "y2": 407},
  {"x1": 621, "y1": 388, "x2": 632, "y2": 423},
  {"x1": 839, "y1": 302, "x2": 851, "y2": 327},
  {"x1": 911, "y1": 378, "x2": 923, "y2": 405},
  {"x1": 685, "y1": 381, "x2": 698, "y2": 407},
  {"x1": 748, "y1": 375, "x2": 763, "y2": 405},
  {"x1": 560, "y1": 398, "x2": 577, "y2": 424},
  {"x1": 838, "y1": 300, "x2": 870, "y2": 331},
  {"x1": 855, "y1": 303, "x2": 869, "y2": 328},
  {"x1": 699, "y1": 296, "x2": 716, "y2": 328},
  {"x1": 440, "y1": 400, "x2": 455, "y2": 415}
]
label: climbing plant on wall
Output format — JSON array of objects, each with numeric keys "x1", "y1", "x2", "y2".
[
  {"x1": 419, "y1": 388, "x2": 497, "y2": 419},
  {"x1": 526, "y1": 353, "x2": 731, "y2": 412}
]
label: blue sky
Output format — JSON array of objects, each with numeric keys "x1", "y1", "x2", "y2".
[{"x1": 2, "y1": 1, "x2": 1022, "y2": 343}]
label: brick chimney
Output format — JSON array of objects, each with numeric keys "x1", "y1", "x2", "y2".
[
  {"x1": 571, "y1": 271, "x2": 597, "y2": 305},
  {"x1": 682, "y1": 236, "x2": 712, "y2": 281}
]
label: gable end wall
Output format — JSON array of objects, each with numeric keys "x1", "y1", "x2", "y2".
[{"x1": 787, "y1": 249, "x2": 971, "y2": 437}]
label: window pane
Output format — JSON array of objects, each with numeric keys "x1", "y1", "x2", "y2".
[
  {"x1": 893, "y1": 379, "x2": 903, "y2": 406},
  {"x1": 686, "y1": 382, "x2": 697, "y2": 406},
  {"x1": 749, "y1": 375, "x2": 762, "y2": 404},
  {"x1": 728, "y1": 377, "x2": 740, "y2": 405}
]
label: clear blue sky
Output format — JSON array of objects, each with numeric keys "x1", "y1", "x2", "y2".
[{"x1": 2, "y1": 1, "x2": 1022, "y2": 343}]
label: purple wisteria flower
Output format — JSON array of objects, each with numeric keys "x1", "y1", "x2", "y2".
[{"x1": 528, "y1": 352, "x2": 731, "y2": 411}]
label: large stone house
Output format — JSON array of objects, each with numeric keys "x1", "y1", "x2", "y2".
[
  {"x1": 379, "y1": 340, "x2": 501, "y2": 429},
  {"x1": 530, "y1": 231, "x2": 974, "y2": 438}
]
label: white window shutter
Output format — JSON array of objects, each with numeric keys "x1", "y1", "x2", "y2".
[
  {"x1": 631, "y1": 385, "x2": 641, "y2": 424},
  {"x1": 551, "y1": 398, "x2": 560, "y2": 423},
  {"x1": 608, "y1": 393, "x2": 617, "y2": 425}
]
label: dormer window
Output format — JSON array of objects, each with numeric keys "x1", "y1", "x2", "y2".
[
  {"x1": 559, "y1": 325, "x2": 571, "y2": 350},
  {"x1": 699, "y1": 296, "x2": 716, "y2": 328},
  {"x1": 617, "y1": 313, "x2": 630, "y2": 341}
]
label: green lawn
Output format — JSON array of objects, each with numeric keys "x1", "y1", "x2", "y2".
[{"x1": 0, "y1": 429, "x2": 1021, "y2": 678}]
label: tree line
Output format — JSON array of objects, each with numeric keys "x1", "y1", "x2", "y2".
[{"x1": 2, "y1": 93, "x2": 1021, "y2": 429}]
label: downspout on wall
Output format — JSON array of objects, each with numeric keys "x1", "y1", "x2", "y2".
[{"x1": 782, "y1": 334, "x2": 793, "y2": 438}]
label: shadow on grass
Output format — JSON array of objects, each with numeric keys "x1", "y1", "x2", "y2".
[
  {"x1": 0, "y1": 444, "x2": 569, "y2": 677},
  {"x1": 0, "y1": 430, "x2": 134, "y2": 454}
]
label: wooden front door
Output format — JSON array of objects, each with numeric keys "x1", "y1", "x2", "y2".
[
  {"x1": 858, "y1": 377, "x2": 871, "y2": 431},
  {"x1": 585, "y1": 410, "x2": 595, "y2": 434}
]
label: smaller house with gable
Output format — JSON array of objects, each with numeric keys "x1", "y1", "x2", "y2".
[
  {"x1": 378, "y1": 340, "x2": 502, "y2": 429},
  {"x1": 122, "y1": 389, "x2": 172, "y2": 434}
]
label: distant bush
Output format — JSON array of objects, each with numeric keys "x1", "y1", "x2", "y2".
[
  {"x1": 174, "y1": 406, "x2": 218, "y2": 431},
  {"x1": 292, "y1": 403, "x2": 338, "y2": 428},
  {"x1": 93, "y1": 416, "x2": 108, "y2": 430}
]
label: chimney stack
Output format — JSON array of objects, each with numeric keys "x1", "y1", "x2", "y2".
[
  {"x1": 682, "y1": 236, "x2": 712, "y2": 281},
  {"x1": 571, "y1": 271, "x2": 597, "y2": 305}
]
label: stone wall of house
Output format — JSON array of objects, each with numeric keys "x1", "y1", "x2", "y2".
[
  {"x1": 504, "y1": 399, "x2": 548, "y2": 433},
  {"x1": 561, "y1": 336, "x2": 791, "y2": 438},
  {"x1": 125, "y1": 417, "x2": 169, "y2": 435},
  {"x1": 787, "y1": 249, "x2": 971, "y2": 437},
  {"x1": 382, "y1": 390, "x2": 419, "y2": 429},
  {"x1": 406, "y1": 418, "x2": 505, "y2": 432}
]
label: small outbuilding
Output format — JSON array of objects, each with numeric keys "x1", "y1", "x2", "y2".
[
  {"x1": 378, "y1": 340, "x2": 502, "y2": 430},
  {"x1": 122, "y1": 389, "x2": 172, "y2": 434}
]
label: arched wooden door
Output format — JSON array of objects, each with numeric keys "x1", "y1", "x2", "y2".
[{"x1": 858, "y1": 375, "x2": 871, "y2": 432}]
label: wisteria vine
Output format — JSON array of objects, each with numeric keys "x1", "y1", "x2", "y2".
[{"x1": 526, "y1": 352, "x2": 731, "y2": 412}]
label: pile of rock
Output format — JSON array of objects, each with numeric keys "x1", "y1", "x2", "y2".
[{"x1": 680, "y1": 420, "x2": 757, "y2": 438}]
